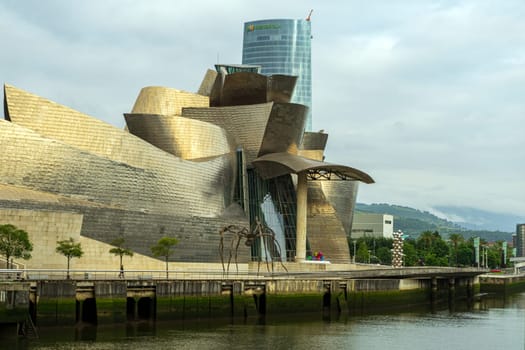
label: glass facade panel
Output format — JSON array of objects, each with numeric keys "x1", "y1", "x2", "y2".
[
  {"x1": 242, "y1": 19, "x2": 312, "y2": 131},
  {"x1": 247, "y1": 169, "x2": 298, "y2": 261}
]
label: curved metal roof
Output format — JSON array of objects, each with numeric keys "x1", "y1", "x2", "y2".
[{"x1": 252, "y1": 152, "x2": 375, "y2": 183}]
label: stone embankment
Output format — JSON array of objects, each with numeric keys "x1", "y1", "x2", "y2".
[{"x1": 0, "y1": 266, "x2": 486, "y2": 329}]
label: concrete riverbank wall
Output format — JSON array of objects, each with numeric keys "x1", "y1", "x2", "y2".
[
  {"x1": 1, "y1": 266, "x2": 489, "y2": 333},
  {"x1": 480, "y1": 274, "x2": 525, "y2": 294},
  {"x1": 0, "y1": 282, "x2": 30, "y2": 324},
  {"x1": 0, "y1": 276, "x2": 478, "y2": 328}
]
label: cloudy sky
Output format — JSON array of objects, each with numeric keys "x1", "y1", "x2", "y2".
[{"x1": 1, "y1": 0, "x2": 524, "y2": 222}]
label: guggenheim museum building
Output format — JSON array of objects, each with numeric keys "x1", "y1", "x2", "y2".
[{"x1": 0, "y1": 66, "x2": 373, "y2": 271}]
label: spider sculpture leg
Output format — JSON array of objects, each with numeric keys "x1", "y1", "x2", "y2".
[
  {"x1": 261, "y1": 233, "x2": 273, "y2": 273},
  {"x1": 227, "y1": 229, "x2": 238, "y2": 274},
  {"x1": 271, "y1": 232, "x2": 289, "y2": 273},
  {"x1": 234, "y1": 228, "x2": 250, "y2": 273},
  {"x1": 219, "y1": 229, "x2": 226, "y2": 274}
]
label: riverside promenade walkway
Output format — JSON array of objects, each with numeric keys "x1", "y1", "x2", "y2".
[
  {"x1": 278, "y1": 266, "x2": 486, "y2": 279},
  {"x1": 0, "y1": 265, "x2": 487, "y2": 281}
]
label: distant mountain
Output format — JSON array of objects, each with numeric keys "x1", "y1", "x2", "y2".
[
  {"x1": 355, "y1": 203, "x2": 514, "y2": 242},
  {"x1": 355, "y1": 203, "x2": 463, "y2": 235},
  {"x1": 433, "y1": 205, "x2": 524, "y2": 232}
]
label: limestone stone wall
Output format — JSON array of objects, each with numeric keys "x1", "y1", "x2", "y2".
[
  {"x1": 75, "y1": 235, "x2": 178, "y2": 271},
  {"x1": 75, "y1": 233, "x2": 250, "y2": 273},
  {"x1": 0, "y1": 197, "x2": 251, "y2": 266},
  {"x1": 0, "y1": 209, "x2": 83, "y2": 269}
]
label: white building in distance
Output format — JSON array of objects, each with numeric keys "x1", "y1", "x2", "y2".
[{"x1": 351, "y1": 212, "x2": 394, "y2": 239}]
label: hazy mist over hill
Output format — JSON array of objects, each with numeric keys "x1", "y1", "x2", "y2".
[
  {"x1": 432, "y1": 206, "x2": 524, "y2": 232},
  {"x1": 355, "y1": 203, "x2": 521, "y2": 242}
]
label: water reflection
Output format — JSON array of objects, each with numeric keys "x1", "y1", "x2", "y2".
[{"x1": 4, "y1": 292, "x2": 525, "y2": 350}]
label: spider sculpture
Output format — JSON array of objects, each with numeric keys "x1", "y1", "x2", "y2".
[{"x1": 219, "y1": 218, "x2": 288, "y2": 275}]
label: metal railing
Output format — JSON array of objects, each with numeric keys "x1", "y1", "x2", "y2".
[
  {"x1": 0, "y1": 268, "x2": 287, "y2": 281},
  {"x1": 0, "y1": 257, "x2": 25, "y2": 270},
  {"x1": 0, "y1": 265, "x2": 496, "y2": 282}
]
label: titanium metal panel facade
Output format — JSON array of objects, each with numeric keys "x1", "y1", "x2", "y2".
[
  {"x1": 307, "y1": 182, "x2": 351, "y2": 263},
  {"x1": 220, "y1": 73, "x2": 297, "y2": 106},
  {"x1": 0, "y1": 119, "x2": 234, "y2": 217},
  {"x1": 182, "y1": 103, "x2": 274, "y2": 163},
  {"x1": 124, "y1": 113, "x2": 236, "y2": 160},
  {"x1": 319, "y1": 181, "x2": 359, "y2": 237},
  {"x1": 1, "y1": 85, "x2": 249, "y2": 265},
  {"x1": 1, "y1": 68, "x2": 373, "y2": 267},
  {"x1": 131, "y1": 86, "x2": 209, "y2": 115},
  {"x1": 242, "y1": 19, "x2": 312, "y2": 131}
]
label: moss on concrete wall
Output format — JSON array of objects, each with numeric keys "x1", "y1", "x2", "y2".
[
  {"x1": 266, "y1": 293, "x2": 324, "y2": 314},
  {"x1": 481, "y1": 278, "x2": 525, "y2": 294},
  {"x1": 346, "y1": 289, "x2": 429, "y2": 314},
  {"x1": 96, "y1": 297, "x2": 126, "y2": 324},
  {"x1": 0, "y1": 277, "x2": 484, "y2": 326},
  {"x1": 0, "y1": 304, "x2": 28, "y2": 323},
  {"x1": 156, "y1": 295, "x2": 233, "y2": 320},
  {"x1": 35, "y1": 298, "x2": 76, "y2": 326}
]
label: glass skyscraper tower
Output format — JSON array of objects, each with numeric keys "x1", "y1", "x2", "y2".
[{"x1": 242, "y1": 19, "x2": 313, "y2": 131}]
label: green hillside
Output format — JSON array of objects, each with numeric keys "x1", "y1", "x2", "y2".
[{"x1": 355, "y1": 203, "x2": 513, "y2": 242}]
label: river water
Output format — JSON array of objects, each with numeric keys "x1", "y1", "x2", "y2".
[{"x1": 6, "y1": 292, "x2": 525, "y2": 350}]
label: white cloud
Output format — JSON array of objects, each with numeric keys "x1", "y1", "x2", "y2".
[{"x1": 1, "y1": 0, "x2": 524, "y2": 218}]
